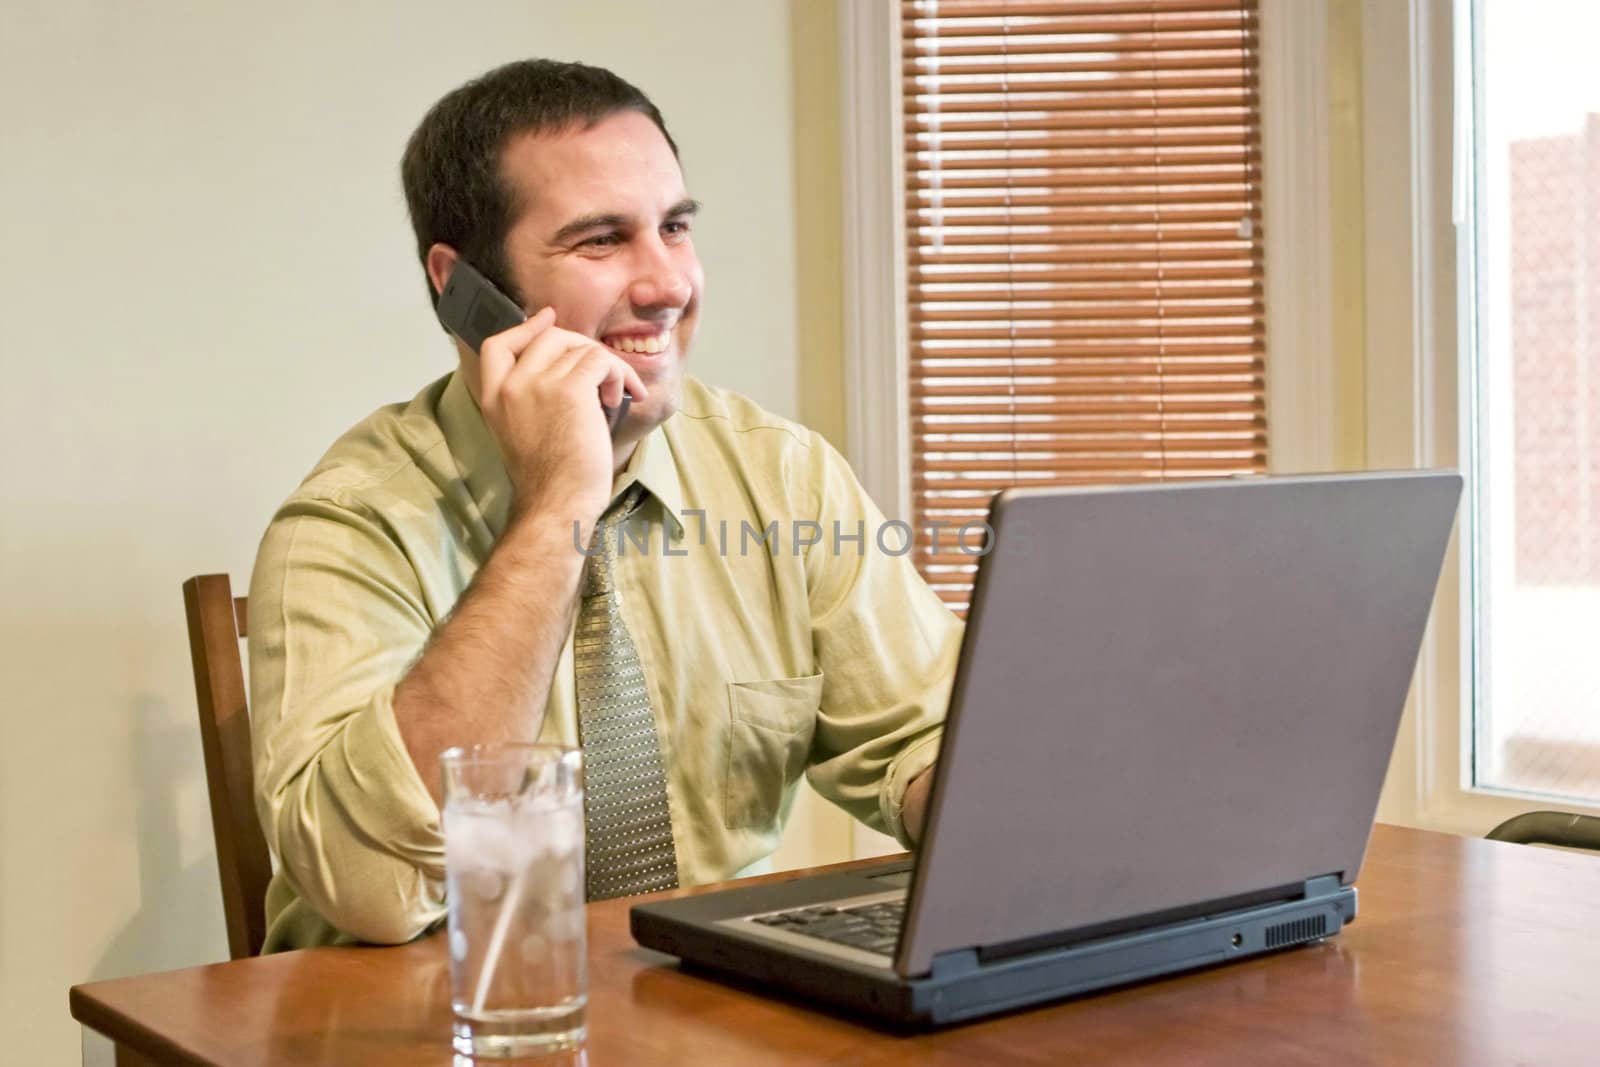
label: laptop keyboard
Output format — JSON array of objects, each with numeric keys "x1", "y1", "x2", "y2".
[{"x1": 749, "y1": 898, "x2": 905, "y2": 956}]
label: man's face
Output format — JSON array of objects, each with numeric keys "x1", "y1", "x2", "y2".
[{"x1": 495, "y1": 110, "x2": 703, "y2": 434}]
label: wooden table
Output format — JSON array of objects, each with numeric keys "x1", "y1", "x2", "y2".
[{"x1": 70, "y1": 825, "x2": 1600, "y2": 1065}]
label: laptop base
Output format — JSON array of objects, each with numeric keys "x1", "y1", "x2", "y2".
[{"x1": 631, "y1": 866, "x2": 1357, "y2": 1028}]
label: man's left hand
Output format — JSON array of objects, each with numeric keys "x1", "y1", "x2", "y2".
[{"x1": 901, "y1": 766, "x2": 935, "y2": 845}]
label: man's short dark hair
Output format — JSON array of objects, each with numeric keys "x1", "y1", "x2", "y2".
[{"x1": 401, "y1": 59, "x2": 678, "y2": 312}]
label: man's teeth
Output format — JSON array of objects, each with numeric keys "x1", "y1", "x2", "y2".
[{"x1": 608, "y1": 332, "x2": 671, "y2": 355}]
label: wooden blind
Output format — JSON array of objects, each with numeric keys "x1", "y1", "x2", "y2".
[{"x1": 902, "y1": 0, "x2": 1266, "y2": 614}]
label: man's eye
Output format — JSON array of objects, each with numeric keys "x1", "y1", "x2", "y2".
[
  {"x1": 582, "y1": 233, "x2": 622, "y2": 248},
  {"x1": 663, "y1": 220, "x2": 692, "y2": 239}
]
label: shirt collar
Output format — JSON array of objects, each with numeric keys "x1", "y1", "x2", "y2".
[
  {"x1": 618, "y1": 416, "x2": 686, "y2": 538},
  {"x1": 437, "y1": 370, "x2": 685, "y2": 541}
]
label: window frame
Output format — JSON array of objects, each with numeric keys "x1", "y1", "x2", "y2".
[
  {"x1": 1366, "y1": 0, "x2": 1600, "y2": 832},
  {"x1": 840, "y1": 0, "x2": 911, "y2": 526},
  {"x1": 838, "y1": 0, "x2": 910, "y2": 858}
]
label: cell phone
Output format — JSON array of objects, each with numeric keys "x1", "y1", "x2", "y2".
[{"x1": 435, "y1": 259, "x2": 631, "y2": 435}]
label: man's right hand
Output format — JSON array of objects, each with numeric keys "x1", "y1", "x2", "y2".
[
  {"x1": 474, "y1": 307, "x2": 649, "y2": 528},
  {"x1": 393, "y1": 309, "x2": 650, "y2": 808}
]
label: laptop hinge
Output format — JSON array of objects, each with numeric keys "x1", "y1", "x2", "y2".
[
  {"x1": 942, "y1": 876, "x2": 1350, "y2": 971},
  {"x1": 928, "y1": 947, "x2": 980, "y2": 981},
  {"x1": 1302, "y1": 874, "x2": 1343, "y2": 899},
  {"x1": 973, "y1": 879, "x2": 1304, "y2": 965}
]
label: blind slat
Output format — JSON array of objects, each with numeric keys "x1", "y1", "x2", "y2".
[
  {"x1": 913, "y1": 283, "x2": 1257, "y2": 300},
  {"x1": 900, "y1": 14, "x2": 1251, "y2": 37},
  {"x1": 912, "y1": 398, "x2": 1265, "y2": 414},
  {"x1": 908, "y1": 128, "x2": 1256, "y2": 151},
  {"x1": 913, "y1": 382, "x2": 1261, "y2": 400},
  {"x1": 909, "y1": 91, "x2": 1254, "y2": 115},
  {"x1": 913, "y1": 123, "x2": 1252, "y2": 139},
  {"x1": 913, "y1": 455, "x2": 1262, "y2": 474},
  {"x1": 910, "y1": 113, "x2": 1249, "y2": 135},
  {"x1": 915, "y1": 416, "x2": 1265, "y2": 433},
  {"x1": 913, "y1": 320, "x2": 1261, "y2": 338},
  {"x1": 914, "y1": 302, "x2": 1262, "y2": 320},
  {"x1": 912, "y1": 167, "x2": 1258, "y2": 185},
  {"x1": 916, "y1": 348, "x2": 1261, "y2": 365},
  {"x1": 903, "y1": 34, "x2": 1256, "y2": 60},
  {"x1": 904, "y1": 54, "x2": 1254, "y2": 80},
  {"x1": 915, "y1": 355, "x2": 1261, "y2": 372},
  {"x1": 911, "y1": 186, "x2": 1256, "y2": 202},
  {"x1": 914, "y1": 186, "x2": 1255, "y2": 202},
  {"x1": 912, "y1": 434, "x2": 1266, "y2": 452},
  {"x1": 909, "y1": 247, "x2": 1260, "y2": 265},
  {"x1": 906, "y1": 0, "x2": 1246, "y2": 18},
  {"x1": 911, "y1": 265, "x2": 1261, "y2": 283},
  {"x1": 911, "y1": 232, "x2": 1255, "y2": 251},
  {"x1": 905, "y1": 74, "x2": 1256, "y2": 97},
  {"x1": 908, "y1": 95, "x2": 1255, "y2": 116},
  {"x1": 909, "y1": 105, "x2": 1249, "y2": 131},
  {"x1": 910, "y1": 132, "x2": 1255, "y2": 143}
]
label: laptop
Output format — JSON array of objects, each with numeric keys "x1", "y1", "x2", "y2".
[{"x1": 631, "y1": 471, "x2": 1462, "y2": 1027}]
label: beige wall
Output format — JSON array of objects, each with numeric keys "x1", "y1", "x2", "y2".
[
  {"x1": 790, "y1": 0, "x2": 850, "y2": 453},
  {"x1": 1328, "y1": 0, "x2": 1370, "y2": 471},
  {"x1": 0, "y1": 3, "x2": 849, "y2": 1063}
]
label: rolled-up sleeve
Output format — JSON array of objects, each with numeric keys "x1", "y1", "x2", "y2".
[
  {"x1": 797, "y1": 435, "x2": 963, "y2": 847},
  {"x1": 248, "y1": 496, "x2": 446, "y2": 945}
]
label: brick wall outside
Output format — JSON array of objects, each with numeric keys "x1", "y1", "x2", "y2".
[{"x1": 1511, "y1": 115, "x2": 1600, "y2": 585}]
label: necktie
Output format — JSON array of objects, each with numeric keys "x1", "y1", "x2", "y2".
[{"x1": 573, "y1": 484, "x2": 680, "y2": 900}]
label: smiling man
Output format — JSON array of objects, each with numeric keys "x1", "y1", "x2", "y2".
[{"x1": 247, "y1": 59, "x2": 962, "y2": 952}]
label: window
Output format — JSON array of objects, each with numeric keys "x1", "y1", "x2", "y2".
[
  {"x1": 899, "y1": 0, "x2": 1267, "y2": 614},
  {"x1": 1465, "y1": 0, "x2": 1600, "y2": 806}
]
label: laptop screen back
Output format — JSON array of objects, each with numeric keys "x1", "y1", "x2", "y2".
[{"x1": 898, "y1": 472, "x2": 1461, "y2": 976}]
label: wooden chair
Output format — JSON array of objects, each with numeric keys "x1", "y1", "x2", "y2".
[
  {"x1": 1486, "y1": 811, "x2": 1600, "y2": 853},
  {"x1": 183, "y1": 574, "x2": 273, "y2": 958}
]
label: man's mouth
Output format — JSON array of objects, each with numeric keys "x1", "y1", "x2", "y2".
[{"x1": 601, "y1": 327, "x2": 673, "y2": 356}]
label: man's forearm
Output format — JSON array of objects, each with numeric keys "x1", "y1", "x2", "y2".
[
  {"x1": 901, "y1": 765, "x2": 935, "y2": 845},
  {"x1": 392, "y1": 512, "x2": 590, "y2": 807}
]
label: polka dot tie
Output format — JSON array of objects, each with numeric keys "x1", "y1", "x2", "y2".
[{"x1": 573, "y1": 484, "x2": 680, "y2": 900}]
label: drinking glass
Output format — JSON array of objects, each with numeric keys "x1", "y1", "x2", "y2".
[{"x1": 441, "y1": 743, "x2": 587, "y2": 1057}]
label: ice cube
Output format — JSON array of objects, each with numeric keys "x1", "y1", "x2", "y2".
[
  {"x1": 519, "y1": 931, "x2": 550, "y2": 963},
  {"x1": 461, "y1": 867, "x2": 505, "y2": 902},
  {"x1": 550, "y1": 904, "x2": 586, "y2": 942}
]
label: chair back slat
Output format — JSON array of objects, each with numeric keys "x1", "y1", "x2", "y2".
[
  {"x1": 183, "y1": 574, "x2": 272, "y2": 959},
  {"x1": 1487, "y1": 811, "x2": 1600, "y2": 852}
]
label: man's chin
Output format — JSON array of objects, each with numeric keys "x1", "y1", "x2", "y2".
[
  {"x1": 614, "y1": 387, "x2": 681, "y2": 447},
  {"x1": 636, "y1": 363, "x2": 685, "y2": 417}
]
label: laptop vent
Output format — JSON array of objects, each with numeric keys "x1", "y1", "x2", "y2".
[{"x1": 1265, "y1": 915, "x2": 1327, "y2": 949}]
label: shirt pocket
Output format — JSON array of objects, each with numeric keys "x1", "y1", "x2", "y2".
[{"x1": 723, "y1": 673, "x2": 823, "y2": 831}]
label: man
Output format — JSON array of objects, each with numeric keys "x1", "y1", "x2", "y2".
[{"x1": 248, "y1": 59, "x2": 961, "y2": 952}]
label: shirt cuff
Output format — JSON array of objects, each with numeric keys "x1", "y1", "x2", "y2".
[
  {"x1": 336, "y1": 681, "x2": 446, "y2": 867},
  {"x1": 271, "y1": 683, "x2": 446, "y2": 945},
  {"x1": 878, "y1": 728, "x2": 943, "y2": 848}
]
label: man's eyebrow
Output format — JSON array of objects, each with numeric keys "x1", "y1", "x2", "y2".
[
  {"x1": 550, "y1": 212, "x2": 628, "y2": 245},
  {"x1": 550, "y1": 199, "x2": 702, "y2": 245}
]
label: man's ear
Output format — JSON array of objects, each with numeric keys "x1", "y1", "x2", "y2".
[{"x1": 425, "y1": 244, "x2": 461, "y2": 297}]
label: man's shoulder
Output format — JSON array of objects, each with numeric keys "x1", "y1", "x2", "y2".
[
  {"x1": 671, "y1": 376, "x2": 818, "y2": 455},
  {"x1": 283, "y1": 374, "x2": 453, "y2": 511}
]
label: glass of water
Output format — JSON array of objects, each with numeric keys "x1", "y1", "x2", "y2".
[{"x1": 441, "y1": 743, "x2": 587, "y2": 1058}]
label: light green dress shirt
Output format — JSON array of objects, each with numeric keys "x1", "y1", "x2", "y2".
[{"x1": 248, "y1": 371, "x2": 962, "y2": 952}]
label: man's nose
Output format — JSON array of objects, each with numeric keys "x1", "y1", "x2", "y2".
[{"x1": 629, "y1": 236, "x2": 694, "y2": 310}]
